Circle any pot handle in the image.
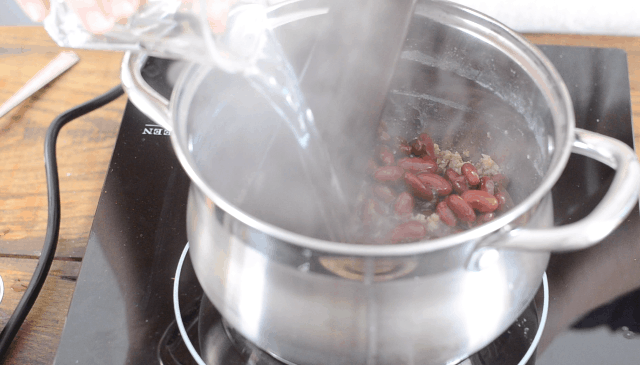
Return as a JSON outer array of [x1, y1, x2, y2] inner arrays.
[[120, 51, 173, 131], [482, 128, 640, 252]]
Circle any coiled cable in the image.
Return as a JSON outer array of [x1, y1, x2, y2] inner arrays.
[[0, 85, 124, 360]]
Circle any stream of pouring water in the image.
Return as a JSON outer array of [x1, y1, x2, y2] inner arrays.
[[44, 0, 401, 243], [241, 29, 352, 242]]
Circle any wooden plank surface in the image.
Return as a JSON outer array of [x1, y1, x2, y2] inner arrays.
[[0, 26, 125, 259], [0, 258, 81, 365], [0, 26, 639, 364]]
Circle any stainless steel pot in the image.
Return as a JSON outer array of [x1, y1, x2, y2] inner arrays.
[[121, 1, 640, 364]]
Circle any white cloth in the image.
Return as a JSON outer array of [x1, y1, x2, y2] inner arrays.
[[452, 0, 640, 36]]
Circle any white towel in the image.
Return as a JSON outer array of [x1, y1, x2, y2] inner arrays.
[[452, 0, 640, 36]]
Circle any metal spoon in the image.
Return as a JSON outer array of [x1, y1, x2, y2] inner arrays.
[[0, 51, 80, 119]]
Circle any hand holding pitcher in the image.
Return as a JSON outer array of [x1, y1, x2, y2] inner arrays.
[[21, 0, 266, 72], [16, 0, 237, 34]]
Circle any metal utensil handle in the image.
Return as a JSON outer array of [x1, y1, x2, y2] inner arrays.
[[486, 128, 640, 252], [0, 51, 79, 119], [120, 52, 173, 131]]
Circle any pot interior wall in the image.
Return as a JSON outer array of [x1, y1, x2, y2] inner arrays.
[[180, 0, 562, 239]]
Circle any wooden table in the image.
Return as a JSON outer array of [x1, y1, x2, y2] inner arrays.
[[0, 26, 639, 364]]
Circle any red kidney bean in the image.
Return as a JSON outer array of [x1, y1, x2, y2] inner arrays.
[[397, 157, 437, 174], [491, 173, 510, 188], [422, 155, 437, 163], [417, 173, 452, 197], [451, 176, 469, 194], [395, 136, 412, 155], [377, 145, 395, 166], [461, 163, 480, 186], [446, 195, 476, 222], [410, 139, 428, 157], [378, 122, 390, 143], [394, 192, 414, 217], [480, 176, 496, 195], [367, 128, 510, 242], [389, 221, 427, 244], [445, 168, 461, 181], [399, 143, 412, 155], [373, 166, 404, 182], [418, 133, 436, 159], [495, 188, 514, 212], [436, 201, 457, 227], [477, 212, 495, 224], [373, 184, 396, 204], [462, 190, 499, 213], [444, 168, 469, 194], [404, 172, 434, 200]]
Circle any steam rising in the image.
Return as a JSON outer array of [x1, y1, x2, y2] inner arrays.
[[185, 0, 552, 242]]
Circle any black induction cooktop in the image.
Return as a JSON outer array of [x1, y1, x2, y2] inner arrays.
[[53, 45, 640, 365]]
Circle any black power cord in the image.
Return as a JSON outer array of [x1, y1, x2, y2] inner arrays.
[[0, 85, 124, 360]]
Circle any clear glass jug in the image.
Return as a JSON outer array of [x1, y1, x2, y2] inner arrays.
[[43, 0, 329, 73]]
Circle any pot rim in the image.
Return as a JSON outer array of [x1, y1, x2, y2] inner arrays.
[[170, 0, 575, 257]]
